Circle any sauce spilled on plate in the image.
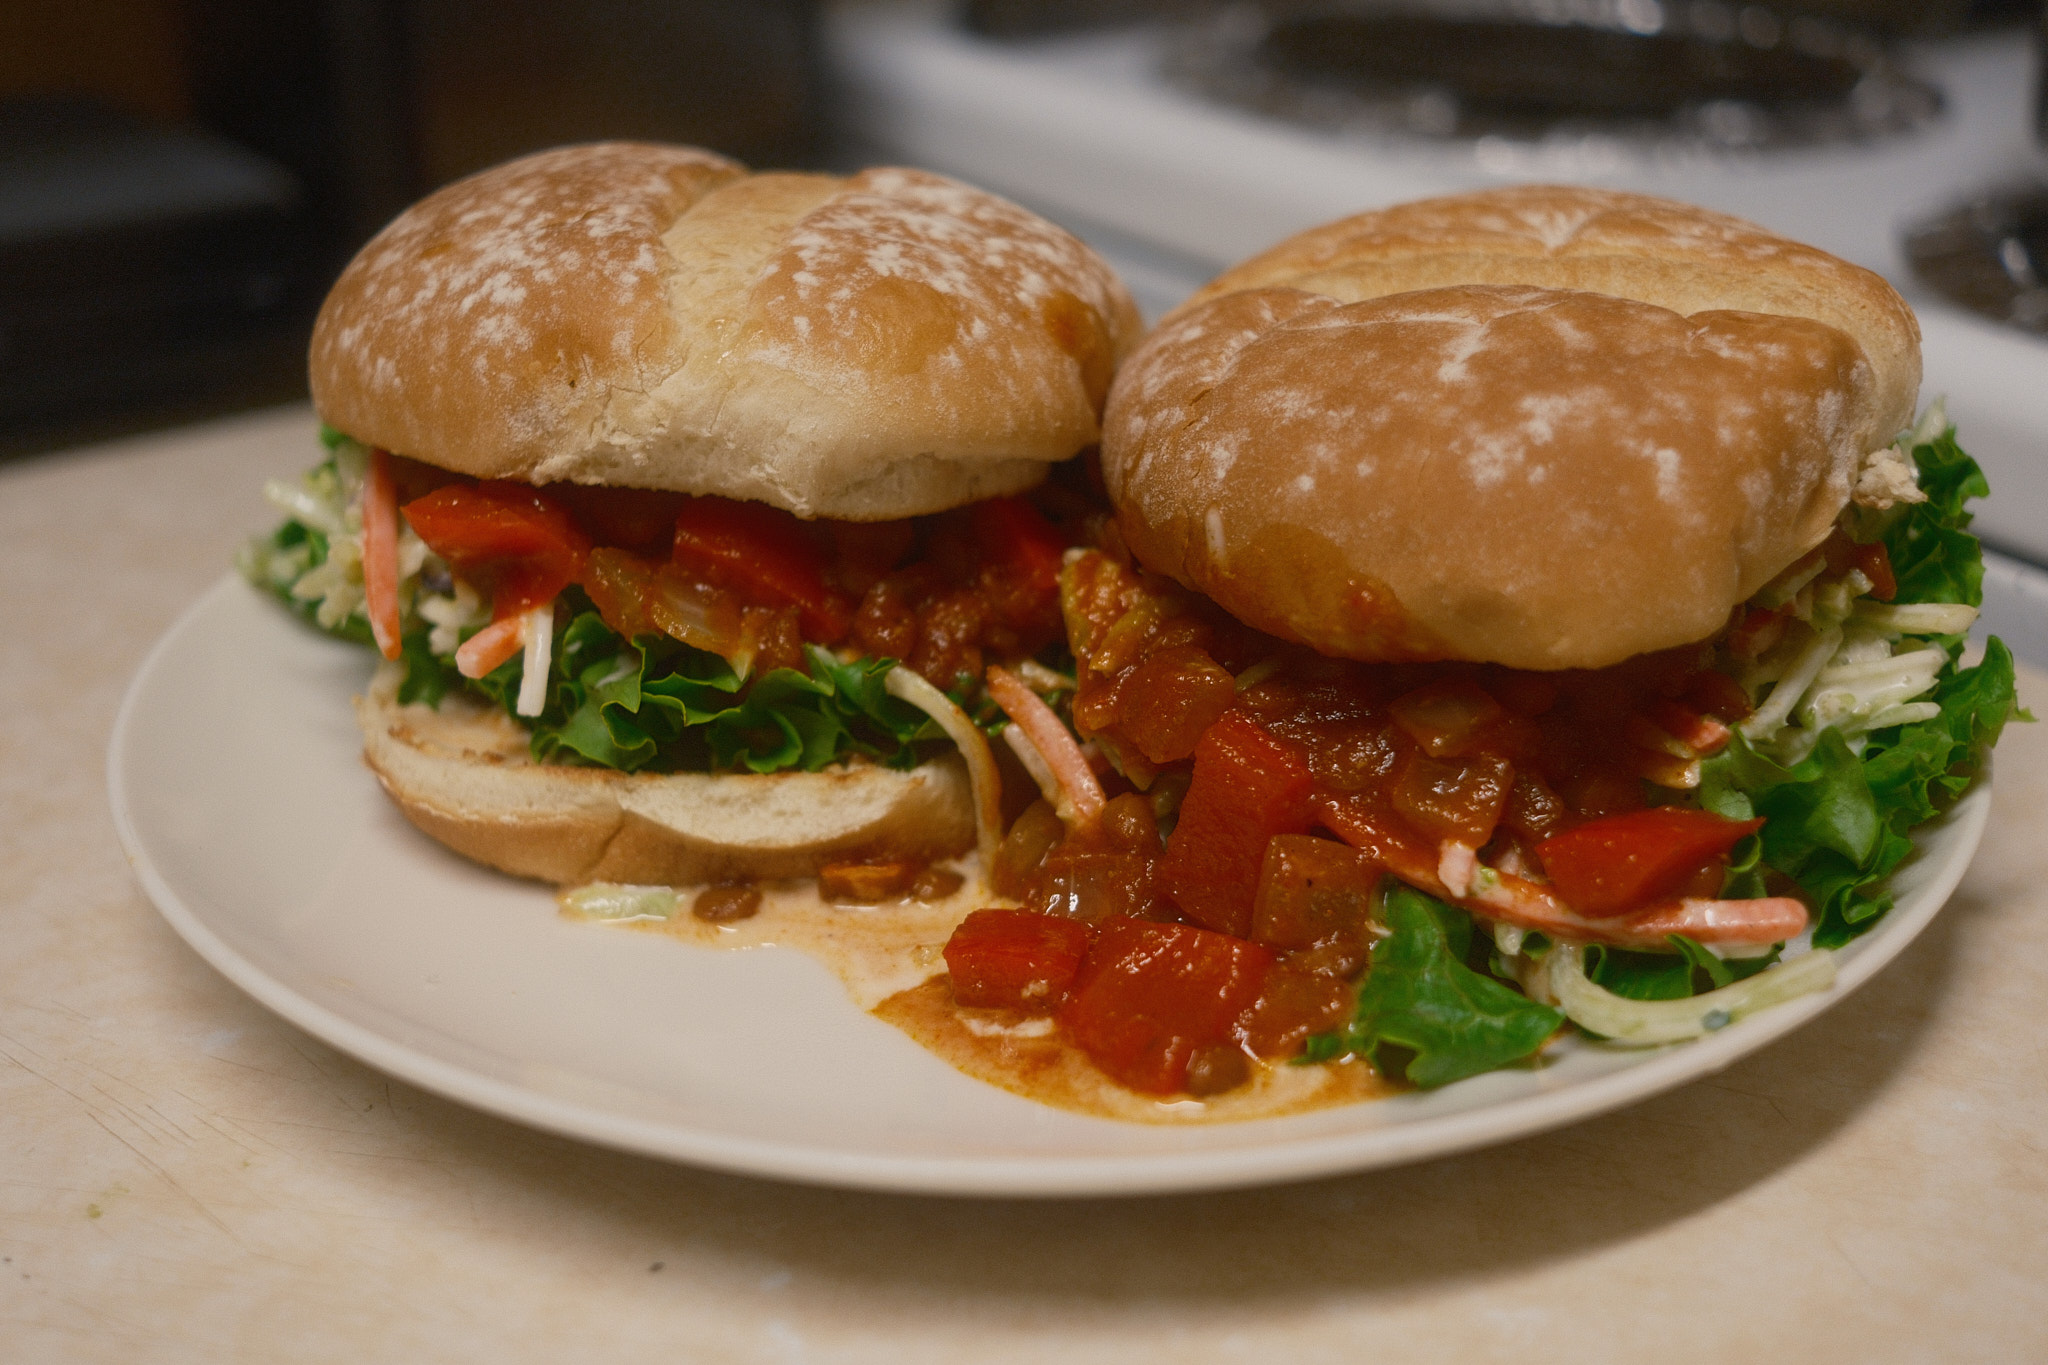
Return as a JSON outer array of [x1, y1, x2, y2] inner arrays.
[[560, 869, 1393, 1123]]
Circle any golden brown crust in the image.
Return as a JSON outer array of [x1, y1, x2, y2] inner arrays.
[[1184, 185, 1919, 441], [1106, 284, 1882, 670], [1106, 187, 1923, 670], [311, 144, 1142, 519], [354, 667, 974, 886]]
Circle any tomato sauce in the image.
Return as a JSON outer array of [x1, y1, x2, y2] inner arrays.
[[939, 547, 1764, 1101], [391, 452, 1097, 684]]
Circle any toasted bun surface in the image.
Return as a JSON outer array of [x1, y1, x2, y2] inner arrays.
[[1105, 187, 1921, 671], [311, 142, 1142, 520], [356, 666, 973, 886]]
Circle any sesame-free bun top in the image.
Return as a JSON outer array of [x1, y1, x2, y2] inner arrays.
[[1104, 186, 1921, 670], [310, 143, 1142, 520]]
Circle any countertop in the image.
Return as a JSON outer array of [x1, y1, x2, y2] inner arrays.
[[3, 405, 2044, 1364]]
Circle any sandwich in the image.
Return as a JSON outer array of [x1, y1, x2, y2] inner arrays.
[[937, 187, 2019, 1100], [241, 142, 1141, 893]]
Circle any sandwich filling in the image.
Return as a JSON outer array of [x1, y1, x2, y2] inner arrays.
[[243, 413, 2017, 1113], [923, 406, 2017, 1098], [242, 427, 1091, 821]]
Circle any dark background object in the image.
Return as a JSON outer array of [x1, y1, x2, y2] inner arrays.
[[1168, 0, 1942, 151], [1259, 11, 1865, 121], [961, 0, 1214, 37], [1905, 186, 2048, 333], [0, 0, 822, 458], [961, 0, 2043, 38]]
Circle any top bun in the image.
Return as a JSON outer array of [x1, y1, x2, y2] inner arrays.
[[1104, 187, 1921, 671], [311, 143, 1142, 520]]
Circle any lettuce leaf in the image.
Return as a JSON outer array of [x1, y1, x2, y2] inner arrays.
[[452, 591, 952, 775], [1697, 425, 2022, 948], [1881, 424, 1990, 609], [1702, 639, 2019, 947], [1304, 884, 1561, 1088], [1584, 936, 1781, 1001]]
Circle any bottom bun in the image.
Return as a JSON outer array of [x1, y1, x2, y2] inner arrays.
[[355, 664, 974, 886]]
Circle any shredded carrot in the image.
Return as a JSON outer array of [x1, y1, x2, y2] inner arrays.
[[986, 665, 1105, 831], [455, 614, 525, 679], [1323, 805, 1807, 950], [361, 448, 403, 660], [1622, 896, 1809, 946]]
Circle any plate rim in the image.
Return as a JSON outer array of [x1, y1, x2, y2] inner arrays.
[[107, 576, 1994, 1197]]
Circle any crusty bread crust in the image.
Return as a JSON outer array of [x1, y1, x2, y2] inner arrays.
[[310, 143, 1142, 520], [354, 665, 974, 886], [1183, 185, 1919, 437], [1104, 188, 1921, 671]]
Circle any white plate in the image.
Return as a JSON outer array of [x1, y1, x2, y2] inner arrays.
[[108, 578, 1991, 1197]]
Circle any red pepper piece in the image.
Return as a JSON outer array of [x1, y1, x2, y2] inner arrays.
[[402, 480, 591, 620], [1061, 919, 1272, 1093], [1537, 807, 1766, 917], [671, 496, 851, 643], [970, 495, 1068, 596], [1160, 711, 1316, 936], [945, 910, 1095, 1011]]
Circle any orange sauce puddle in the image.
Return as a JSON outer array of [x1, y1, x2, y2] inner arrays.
[[563, 864, 1397, 1123]]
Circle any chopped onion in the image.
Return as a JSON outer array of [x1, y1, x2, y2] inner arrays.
[[1548, 942, 1837, 1046], [1003, 725, 1063, 810], [1852, 601, 1980, 636], [1742, 624, 1842, 740]]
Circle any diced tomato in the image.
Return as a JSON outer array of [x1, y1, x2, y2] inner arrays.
[[945, 909, 1094, 1011], [1114, 643, 1238, 764], [1501, 772, 1569, 843], [1160, 712, 1316, 936], [402, 481, 590, 619], [1060, 919, 1272, 1093], [1314, 794, 1442, 893], [1537, 807, 1766, 917], [1389, 678, 1505, 757], [1023, 847, 1164, 923], [1250, 834, 1379, 951], [1390, 749, 1512, 847], [1239, 965, 1355, 1060], [970, 496, 1068, 596], [671, 496, 851, 642]]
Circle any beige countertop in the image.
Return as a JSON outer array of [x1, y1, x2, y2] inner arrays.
[[3, 405, 2045, 1364]]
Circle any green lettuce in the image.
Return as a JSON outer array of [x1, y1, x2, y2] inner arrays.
[[1701, 640, 2020, 946], [1585, 936, 1780, 1001], [1303, 884, 1561, 1088], [438, 591, 956, 775], [1696, 424, 2022, 947]]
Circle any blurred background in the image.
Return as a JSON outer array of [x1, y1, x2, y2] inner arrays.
[[4, 0, 2045, 548]]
